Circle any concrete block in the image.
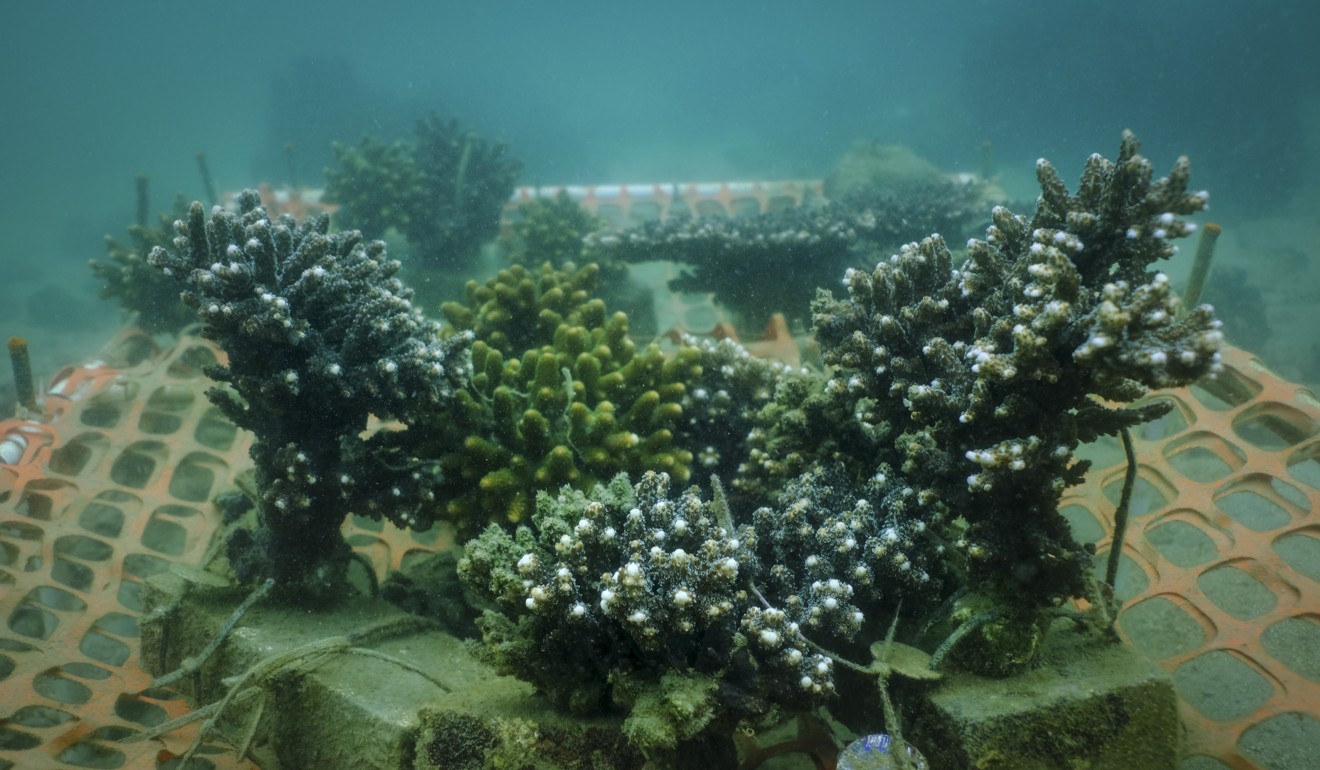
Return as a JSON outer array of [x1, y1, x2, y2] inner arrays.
[[139, 572, 643, 770], [911, 622, 1180, 770]]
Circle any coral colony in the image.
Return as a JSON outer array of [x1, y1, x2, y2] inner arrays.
[[149, 190, 472, 595], [431, 262, 703, 537], [457, 132, 1222, 747], [583, 146, 985, 333], [144, 133, 1221, 756], [325, 112, 522, 271]]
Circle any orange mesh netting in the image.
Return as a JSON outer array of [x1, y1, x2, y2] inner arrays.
[[0, 328, 439, 770], [1064, 345, 1320, 769]]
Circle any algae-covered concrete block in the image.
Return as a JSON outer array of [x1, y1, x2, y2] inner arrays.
[[139, 572, 643, 770], [911, 623, 1180, 770]]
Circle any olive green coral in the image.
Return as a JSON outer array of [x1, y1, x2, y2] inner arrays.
[[434, 263, 701, 534]]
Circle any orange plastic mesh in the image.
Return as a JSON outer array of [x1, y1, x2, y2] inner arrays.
[[0, 328, 438, 770], [3, 324, 1317, 769], [1064, 345, 1320, 769]]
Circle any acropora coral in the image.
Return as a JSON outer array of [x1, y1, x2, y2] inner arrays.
[[448, 133, 1224, 761], [584, 204, 860, 332], [806, 130, 1221, 631], [582, 157, 989, 335], [671, 334, 794, 498], [459, 472, 835, 760], [325, 112, 522, 270], [825, 140, 989, 251], [432, 262, 702, 536], [149, 190, 472, 594], [322, 135, 413, 240]]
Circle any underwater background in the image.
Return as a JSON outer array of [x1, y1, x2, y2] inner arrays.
[[2, 0, 1318, 390], [2, 4, 1320, 769]]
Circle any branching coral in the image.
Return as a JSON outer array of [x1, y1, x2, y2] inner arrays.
[[841, 176, 988, 252], [325, 112, 522, 270], [808, 131, 1222, 624], [753, 465, 956, 644], [459, 472, 835, 757], [584, 205, 861, 332], [148, 190, 472, 595], [502, 190, 605, 269], [432, 263, 701, 536], [672, 335, 793, 498], [323, 136, 414, 240], [825, 141, 989, 250]]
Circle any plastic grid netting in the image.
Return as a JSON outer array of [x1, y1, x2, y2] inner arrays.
[[0, 329, 437, 770], [1066, 345, 1320, 770], [5, 329, 1317, 769]]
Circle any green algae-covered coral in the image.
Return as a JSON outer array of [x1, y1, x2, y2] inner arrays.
[[434, 263, 701, 534], [459, 472, 834, 763], [148, 190, 472, 595], [807, 131, 1222, 627]]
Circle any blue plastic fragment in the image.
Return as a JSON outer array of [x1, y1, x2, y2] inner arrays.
[[836, 733, 929, 770]]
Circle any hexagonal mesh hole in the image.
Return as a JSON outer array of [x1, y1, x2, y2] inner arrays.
[[1273, 528, 1320, 583], [141, 513, 188, 556], [1174, 650, 1275, 722], [1216, 486, 1292, 531], [1197, 562, 1278, 621], [1238, 711, 1320, 770], [1093, 550, 1150, 601], [77, 491, 140, 539], [1133, 395, 1192, 441], [1261, 615, 1320, 683], [32, 670, 92, 705], [145, 384, 196, 413], [1232, 402, 1317, 450], [1188, 365, 1262, 411], [165, 344, 218, 378], [168, 452, 227, 503], [1120, 595, 1209, 660], [194, 407, 237, 451], [1102, 466, 1175, 517], [1145, 514, 1220, 567], [109, 441, 169, 489], [1287, 442, 1320, 492], [1061, 503, 1105, 545], [48, 431, 110, 477], [137, 410, 183, 435], [1162, 431, 1247, 483]]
